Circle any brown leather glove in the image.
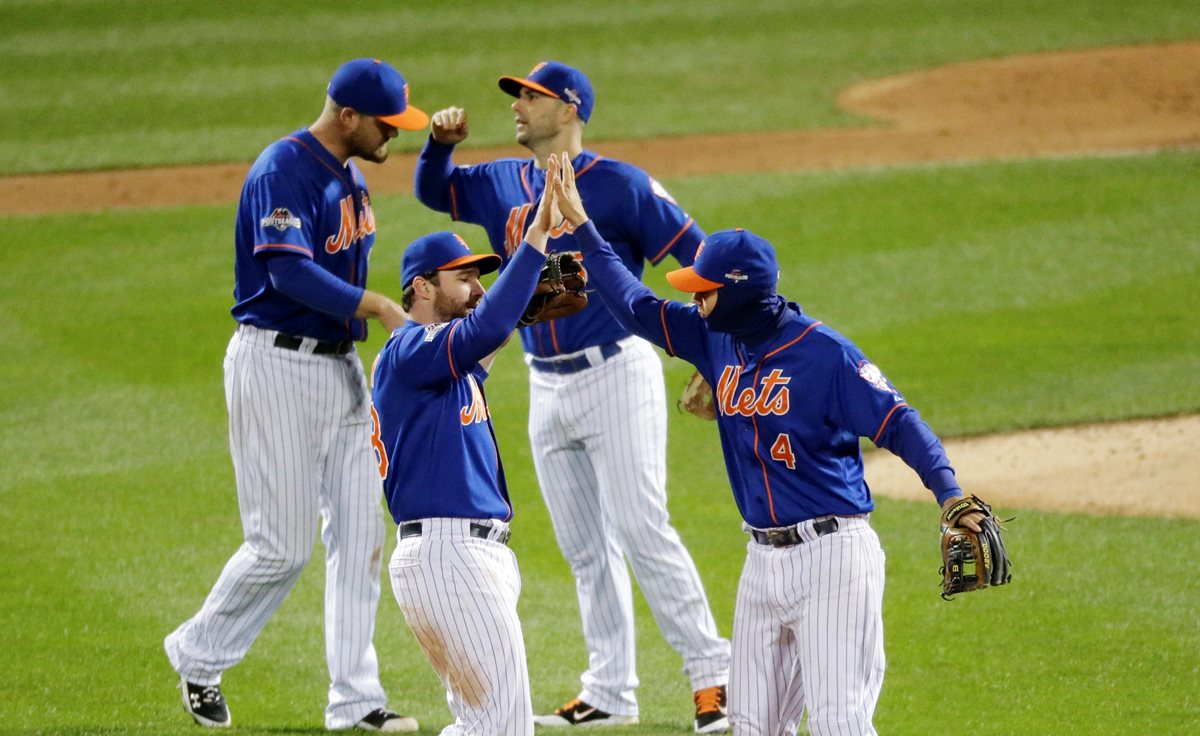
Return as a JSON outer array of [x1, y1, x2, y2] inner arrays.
[[520, 252, 588, 326], [677, 369, 717, 420]]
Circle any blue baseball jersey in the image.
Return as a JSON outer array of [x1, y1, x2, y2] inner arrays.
[[371, 243, 546, 524], [415, 140, 703, 356], [231, 128, 376, 342], [572, 223, 961, 528]]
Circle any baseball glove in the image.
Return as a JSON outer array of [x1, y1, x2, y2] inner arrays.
[[520, 252, 588, 326], [940, 494, 1012, 600], [677, 369, 717, 420]]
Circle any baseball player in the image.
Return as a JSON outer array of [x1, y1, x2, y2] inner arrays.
[[164, 59, 427, 732], [413, 60, 732, 732], [371, 156, 564, 736], [545, 157, 986, 735]]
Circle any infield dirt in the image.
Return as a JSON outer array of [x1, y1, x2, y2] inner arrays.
[[6, 42, 1197, 518]]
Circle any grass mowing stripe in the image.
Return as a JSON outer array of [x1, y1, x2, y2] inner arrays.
[[3, 0, 1200, 172]]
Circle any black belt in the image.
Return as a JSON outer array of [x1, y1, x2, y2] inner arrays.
[[399, 521, 511, 546], [751, 517, 839, 547], [528, 342, 622, 374], [273, 333, 354, 355]]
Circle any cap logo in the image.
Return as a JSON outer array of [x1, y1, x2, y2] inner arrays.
[[403, 83, 410, 107], [563, 87, 582, 105], [530, 62, 548, 74], [725, 269, 749, 282], [453, 233, 469, 251], [261, 207, 302, 232]]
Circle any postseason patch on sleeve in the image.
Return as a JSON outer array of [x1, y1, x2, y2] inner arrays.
[[424, 323, 450, 342], [260, 207, 302, 231], [857, 361, 900, 397]]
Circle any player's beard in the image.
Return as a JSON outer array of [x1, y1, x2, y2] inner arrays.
[[433, 291, 481, 322], [355, 140, 389, 163]]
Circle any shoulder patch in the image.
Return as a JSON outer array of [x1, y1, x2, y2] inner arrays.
[[857, 361, 900, 396], [261, 207, 302, 232], [423, 323, 450, 342], [648, 177, 677, 205]]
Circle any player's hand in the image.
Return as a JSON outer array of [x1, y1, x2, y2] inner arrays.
[[524, 153, 562, 253], [430, 107, 469, 145], [552, 151, 589, 228]]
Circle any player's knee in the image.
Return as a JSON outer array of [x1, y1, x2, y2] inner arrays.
[[246, 542, 312, 580]]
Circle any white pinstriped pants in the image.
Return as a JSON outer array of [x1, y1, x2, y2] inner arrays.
[[729, 517, 886, 736], [527, 337, 731, 716], [165, 324, 388, 729], [389, 518, 532, 736]]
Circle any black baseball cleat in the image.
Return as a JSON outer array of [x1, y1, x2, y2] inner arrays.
[[356, 708, 419, 732], [533, 698, 638, 727], [693, 685, 729, 733], [180, 679, 231, 728]]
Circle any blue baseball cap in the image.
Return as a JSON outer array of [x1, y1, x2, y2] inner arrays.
[[401, 232, 502, 288], [499, 60, 594, 123], [665, 228, 780, 292], [328, 58, 429, 130]]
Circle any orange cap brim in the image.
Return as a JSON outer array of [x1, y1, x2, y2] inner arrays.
[[439, 253, 502, 276], [379, 105, 429, 131], [498, 75, 561, 100], [665, 266, 724, 292]]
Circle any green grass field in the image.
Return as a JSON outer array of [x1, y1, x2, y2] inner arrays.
[[2, 1, 1199, 734]]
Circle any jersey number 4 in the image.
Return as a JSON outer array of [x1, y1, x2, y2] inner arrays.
[[770, 433, 796, 470]]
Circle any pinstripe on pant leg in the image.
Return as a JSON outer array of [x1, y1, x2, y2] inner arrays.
[[320, 353, 388, 728], [166, 332, 322, 683], [583, 341, 730, 690], [389, 522, 531, 736], [528, 338, 730, 713], [729, 542, 795, 736], [792, 525, 885, 736], [528, 372, 638, 715]]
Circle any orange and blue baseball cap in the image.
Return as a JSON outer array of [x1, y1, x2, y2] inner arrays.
[[499, 61, 594, 123], [328, 58, 429, 131], [665, 228, 780, 292], [401, 232, 502, 288]]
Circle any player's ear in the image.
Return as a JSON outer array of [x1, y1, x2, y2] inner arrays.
[[337, 105, 361, 129]]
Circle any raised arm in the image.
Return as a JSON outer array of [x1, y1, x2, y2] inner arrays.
[[551, 153, 708, 361], [413, 107, 470, 212]]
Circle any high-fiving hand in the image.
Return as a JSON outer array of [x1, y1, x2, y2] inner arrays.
[[547, 151, 590, 229], [523, 154, 562, 253]]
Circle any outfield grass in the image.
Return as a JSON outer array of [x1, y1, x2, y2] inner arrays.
[[2, 0, 1200, 173], [2, 153, 1198, 734]]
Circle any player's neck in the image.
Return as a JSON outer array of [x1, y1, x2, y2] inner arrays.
[[528, 135, 583, 169], [308, 116, 351, 165]]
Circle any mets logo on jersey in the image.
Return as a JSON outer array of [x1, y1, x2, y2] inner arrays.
[[325, 192, 377, 254], [858, 361, 901, 397], [460, 375, 489, 425], [716, 366, 791, 417], [261, 207, 302, 232], [504, 203, 576, 255]]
